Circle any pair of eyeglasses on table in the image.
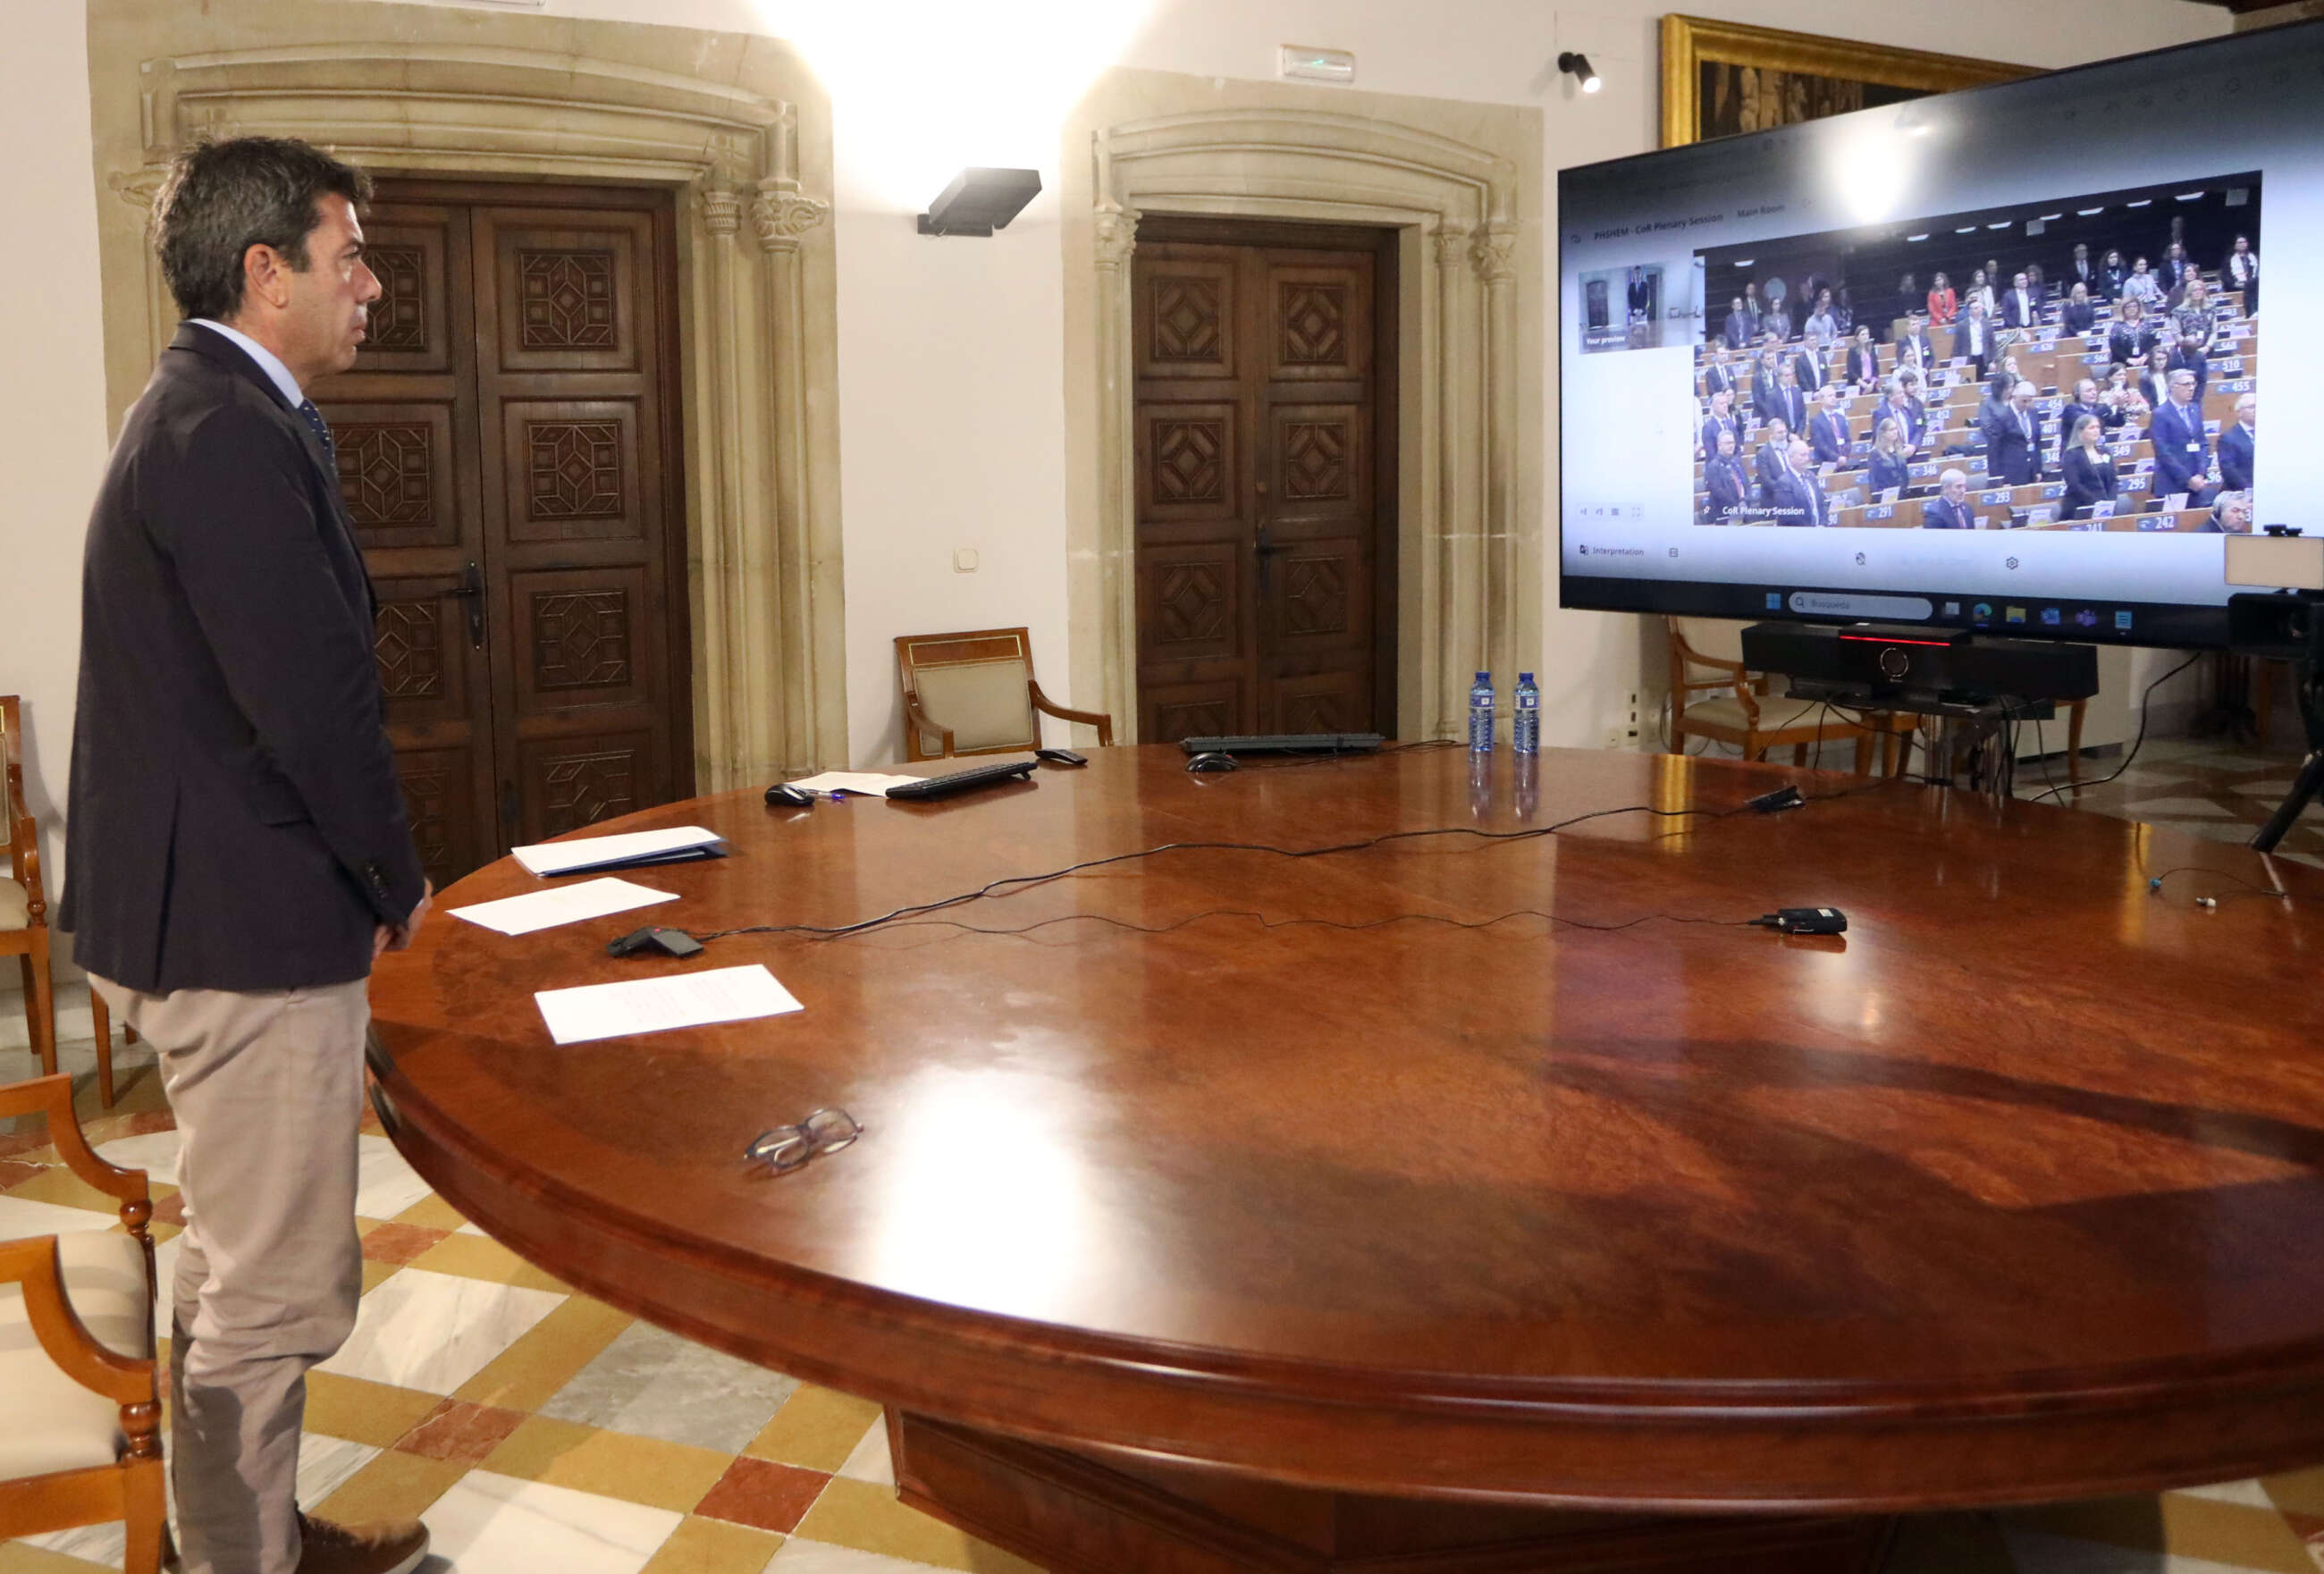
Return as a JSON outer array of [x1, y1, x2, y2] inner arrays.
[[744, 1107, 863, 1174]]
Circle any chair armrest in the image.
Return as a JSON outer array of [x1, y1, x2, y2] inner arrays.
[[899, 692, 956, 760], [12, 816, 41, 916], [0, 1075, 151, 1240], [1028, 682, 1114, 747], [0, 1236, 154, 1406]]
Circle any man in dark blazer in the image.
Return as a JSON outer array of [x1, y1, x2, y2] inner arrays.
[[1982, 380, 2043, 486], [1954, 300, 1994, 385], [1807, 387, 1850, 467], [1894, 314, 1937, 378], [1789, 332, 1829, 399], [1872, 375, 1926, 455], [1755, 417, 1794, 498], [62, 138, 432, 1574], [2219, 392, 2255, 492], [2001, 271, 2039, 331], [1699, 387, 1740, 461], [1702, 347, 1737, 399], [2069, 242, 2096, 294], [1703, 430, 1751, 522], [1765, 437, 1827, 525], [1921, 469, 1978, 528], [1766, 365, 1809, 437], [2150, 368, 2215, 506], [2057, 378, 2118, 449], [1722, 297, 1753, 349]]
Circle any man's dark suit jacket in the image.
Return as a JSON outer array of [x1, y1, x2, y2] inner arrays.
[[1700, 413, 1739, 459], [1704, 457, 1749, 522], [62, 324, 425, 993], [1703, 363, 1735, 398], [2001, 290, 2039, 330], [1922, 495, 1976, 529], [1764, 465, 1823, 526], [1755, 440, 1789, 497], [2151, 400, 2210, 498], [1807, 410, 1848, 466], [1983, 405, 2042, 486], [2219, 422, 2254, 492]]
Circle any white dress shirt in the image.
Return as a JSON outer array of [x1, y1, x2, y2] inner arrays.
[[190, 317, 305, 408]]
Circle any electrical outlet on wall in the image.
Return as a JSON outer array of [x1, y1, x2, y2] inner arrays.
[[1602, 725, 1628, 751]]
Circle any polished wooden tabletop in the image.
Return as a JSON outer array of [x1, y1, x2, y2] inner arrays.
[[366, 745, 2324, 1511]]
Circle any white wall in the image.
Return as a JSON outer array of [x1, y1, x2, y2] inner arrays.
[[0, 5, 110, 963], [4, 0, 2234, 867], [567, 0, 2225, 757]]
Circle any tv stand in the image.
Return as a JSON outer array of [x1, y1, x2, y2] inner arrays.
[[1783, 679, 2050, 792], [2252, 654, 2324, 853]]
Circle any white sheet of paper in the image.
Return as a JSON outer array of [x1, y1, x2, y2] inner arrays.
[[512, 826, 723, 877], [535, 964, 803, 1046], [450, 877, 678, 937], [783, 770, 925, 798]]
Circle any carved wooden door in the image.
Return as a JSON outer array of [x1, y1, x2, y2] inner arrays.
[[316, 181, 690, 886], [1131, 224, 1395, 742]]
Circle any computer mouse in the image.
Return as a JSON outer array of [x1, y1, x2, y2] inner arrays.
[[1184, 752, 1240, 774], [764, 782, 815, 808]]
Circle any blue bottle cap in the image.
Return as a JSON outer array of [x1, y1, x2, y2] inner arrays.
[[1475, 671, 1490, 683], [1519, 671, 1535, 682]]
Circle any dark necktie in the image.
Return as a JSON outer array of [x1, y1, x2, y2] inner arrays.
[[296, 399, 337, 466]]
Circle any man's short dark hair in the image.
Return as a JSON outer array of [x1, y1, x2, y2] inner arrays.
[[153, 137, 373, 323]]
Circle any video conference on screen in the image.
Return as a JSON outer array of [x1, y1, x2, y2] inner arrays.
[[1652, 173, 2260, 536]]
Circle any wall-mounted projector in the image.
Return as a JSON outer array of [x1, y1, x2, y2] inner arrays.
[[918, 168, 1043, 237]]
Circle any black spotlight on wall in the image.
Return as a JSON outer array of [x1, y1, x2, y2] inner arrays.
[[918, 168, 1044, 236], [1558, 51, 1602, 94]]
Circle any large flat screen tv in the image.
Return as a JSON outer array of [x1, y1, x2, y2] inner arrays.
[[1556, 21, 2315, 648]]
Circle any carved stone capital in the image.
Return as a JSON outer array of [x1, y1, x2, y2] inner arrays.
[[696, 181, 743, 238], [752, 184, 829, 254], [1433, 224, 1471, 272], [1093, 206, 1138, 270], [1469, 222, 1517, 283], [110, 167, 166, 215]]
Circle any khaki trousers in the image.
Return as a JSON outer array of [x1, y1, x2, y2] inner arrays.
[[89, 974, 369, 1574]]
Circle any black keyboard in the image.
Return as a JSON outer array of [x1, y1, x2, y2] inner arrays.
[[885, 758, 1040, 801], [1176, 733, 1385, 755]]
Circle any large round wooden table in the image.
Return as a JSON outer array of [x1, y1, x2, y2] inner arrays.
[[366, 745, 2324, 1572]]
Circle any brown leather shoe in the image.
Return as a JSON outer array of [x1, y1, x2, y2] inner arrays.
[[295, 1512, 429, 1574]]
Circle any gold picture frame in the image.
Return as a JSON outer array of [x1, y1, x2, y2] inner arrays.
[[1661, 15, 2034, 149]]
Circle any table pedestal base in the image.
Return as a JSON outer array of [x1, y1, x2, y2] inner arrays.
[[888, 1411, 1894, 1573]]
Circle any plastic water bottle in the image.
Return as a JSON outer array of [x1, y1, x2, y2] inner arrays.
[[1468, 671, 1495, 753], [1512, 671, 1540, 755]]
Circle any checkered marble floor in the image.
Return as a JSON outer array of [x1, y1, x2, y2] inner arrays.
[[0, 1023, 1041, 1574], [2017, 733, 2324, 869], [12, 724, 2324, 1574]]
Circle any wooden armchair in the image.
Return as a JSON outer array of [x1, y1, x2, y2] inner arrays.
[[3, 696, 114, 1107], [1664, 618, 1915, 773], [896, 627, 1114, 762], [0, 1073, 166, 1572]]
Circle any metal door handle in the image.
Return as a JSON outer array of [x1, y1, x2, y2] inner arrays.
[[455, 561, 485, 649]]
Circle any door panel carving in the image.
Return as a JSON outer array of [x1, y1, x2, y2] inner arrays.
[[330, 400, 459, 550], [503, 399, 644, 543], [1134, 258, 1236, 381], [1133, 230, 1392, 740]]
